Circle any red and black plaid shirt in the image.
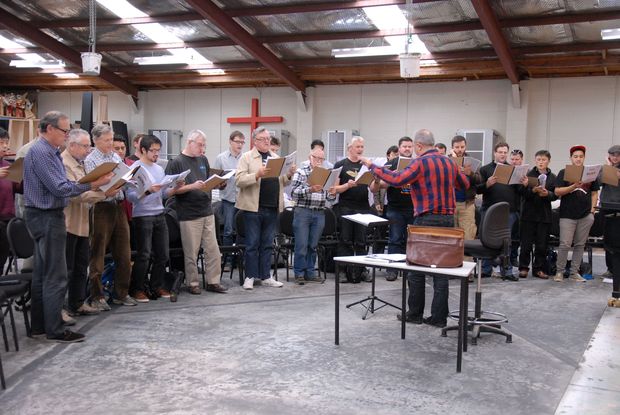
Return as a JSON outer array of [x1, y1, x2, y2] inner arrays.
[[370, 148, 469, 217]]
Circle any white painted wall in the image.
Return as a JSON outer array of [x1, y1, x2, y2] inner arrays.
[[36, 76, 620, 171]]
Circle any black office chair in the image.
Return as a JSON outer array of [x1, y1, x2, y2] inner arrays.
[[442, 202, 512, 344], [164, 208, 206, 288], [0, 274, 32, 351], [274, 208, 295, 282], [214, 213, 245, 283], [317, 208, 339, 280], [6, 217, 34, 274], [234, 210, 248, 286]]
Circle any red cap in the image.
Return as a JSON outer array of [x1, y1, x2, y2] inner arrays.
[[569, 145, 586, 155]]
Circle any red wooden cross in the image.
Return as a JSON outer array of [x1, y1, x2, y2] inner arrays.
[[227, 98, 284, 147]]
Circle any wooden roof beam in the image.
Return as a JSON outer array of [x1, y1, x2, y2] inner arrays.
[[471, 0, 519, 84], [186, 0, 306, 93], [0, 7, 139, 100]]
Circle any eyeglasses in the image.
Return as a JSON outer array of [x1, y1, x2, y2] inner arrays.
[[232, 140, 245, 145], [147, 148, 161, 154], [511, 149, 523, 156], [254, 137, 269, 142], [190, 140, 206, 148], [310, 155, 325, 161], [76, 143, 91, 149], [54, 126, 70, 135]]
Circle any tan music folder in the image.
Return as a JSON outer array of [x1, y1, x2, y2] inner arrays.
[[601, 165, 619, 186], [79, 162, 118, 184], [563, 164, 584, 183], [263, 157, 285, 178], [527, 176, 539, 188], [355, 171, 374, 185], [397, 157, 412, 171], [308, 166, 330, 187], [4, 157, 24, 183], [493, 164, 514, 185]]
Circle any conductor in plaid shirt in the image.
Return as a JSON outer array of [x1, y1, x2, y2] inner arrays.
[[290, 147, 336, 285]]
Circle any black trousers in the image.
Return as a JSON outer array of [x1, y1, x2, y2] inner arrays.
[[0, 219, 9, 274], [603, 214, 620, 298], [335, 205, 370, 280], [66, 232, 89, 312], [519, 220, 550, 274]]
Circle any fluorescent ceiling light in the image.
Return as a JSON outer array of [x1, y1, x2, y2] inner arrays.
[[332, 6, 429, 58], [602, 28, 620, 40], [197, 69, 226, 75], [97, 0, 212, 65], [54, 72, 79, 78], [10, 59, 65, 69], [134, 55, 193, 65]]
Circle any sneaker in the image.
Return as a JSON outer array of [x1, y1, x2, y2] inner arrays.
[[189, 285, 202, 295], [261, 277, 283, 287], [133, 291, 150, 303], [304, 276, 324, 284], [569, 273, 587, 282], [47, 330, 85, 343], [385, 271, 398, 282], [61, 309, 76, 326], [91, 297, 111, 312], [243, 277, 255, 290], [156, 288, 172, 298], [112, 295, 138, 306], [534, 270, 549, 280], [73, 303, 100, 316], [294, 276, 305, 285], [553, 272, 564, 282], [501, 273, 519, 282], [601, 270, 613, 279]]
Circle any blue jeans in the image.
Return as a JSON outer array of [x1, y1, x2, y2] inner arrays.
[[24, 207, 68, 338], [407, 214, 454, 323], [130, 214, 169, 294], [243, 207, 278, 280], [480, 208, 518, 276], [221, 200, 238, 248], [386, 207, 414, 255], [293, 207, 325, 278]]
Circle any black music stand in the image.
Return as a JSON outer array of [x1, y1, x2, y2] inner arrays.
[[341, 214, 399, 319]]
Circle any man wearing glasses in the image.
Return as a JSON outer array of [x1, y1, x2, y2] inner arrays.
[[166, 130, 228, 295], [61, 129, 103, 322], [24, 112, 111, 342], [85, 124, 137, 309], [214, 131, 245, 270]]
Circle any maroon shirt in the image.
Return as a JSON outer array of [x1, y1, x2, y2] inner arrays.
[[0, 158, 17, 220]]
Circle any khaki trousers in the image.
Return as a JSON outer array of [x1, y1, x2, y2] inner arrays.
[[455, 201, 477, 240], [179, 215, 221, 286]]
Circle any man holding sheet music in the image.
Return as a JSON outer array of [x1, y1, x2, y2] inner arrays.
[[363, 129, 469, 328], [24, 112, 112, 342], [126, 135, 182, 301], [290, 148, 336, 284], [369, 136, 414, 282], [331, 136, 373, 284], [553, 145, 599, 282], [450, 135, 480, 241], [166, 130, 228, 295], [476, 142, 522, 281], [84, 124, 137, 309], [236, 126, 295, 290]]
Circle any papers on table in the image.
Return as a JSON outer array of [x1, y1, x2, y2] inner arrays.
[[366, 253, 407, 262], [601, 165, 619, 186], [99, 163, 141, 192], [342, 213, 388, 226], [397, 156, 412, 171], [307, 166, 342, 191], [78, 161, 118, 184], [564, 164, 601, 184], [264, 151, 296, 178], [202, 169, 236, 192], [3, 157, 24, 183], [493, 163, 530, 185], [354, 165, 374, 185]]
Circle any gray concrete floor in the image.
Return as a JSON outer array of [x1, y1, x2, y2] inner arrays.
[[0, 257, 618, 415]]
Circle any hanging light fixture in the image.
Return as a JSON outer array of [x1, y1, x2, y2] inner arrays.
[[81, 0, 102, 75], [399, 0, 421, 78]]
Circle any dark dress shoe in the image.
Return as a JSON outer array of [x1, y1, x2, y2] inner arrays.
[[397, 313, 423, 324], [502, 274, 519, 282], [423, 317, 447, 328], [189, 286, 202, 295], [206, 284, 228, 293]]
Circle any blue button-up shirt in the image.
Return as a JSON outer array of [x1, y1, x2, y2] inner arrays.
[[213, 150, 241, 203], [24, 137, 91, 210]]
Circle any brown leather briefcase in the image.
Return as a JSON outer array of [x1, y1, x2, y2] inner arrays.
[[406, 225, 464, 268]]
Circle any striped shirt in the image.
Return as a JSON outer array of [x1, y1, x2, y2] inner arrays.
[[370, 148, 469, 217], [290, 163, 334, 209], [24, 137, 91, 210]]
